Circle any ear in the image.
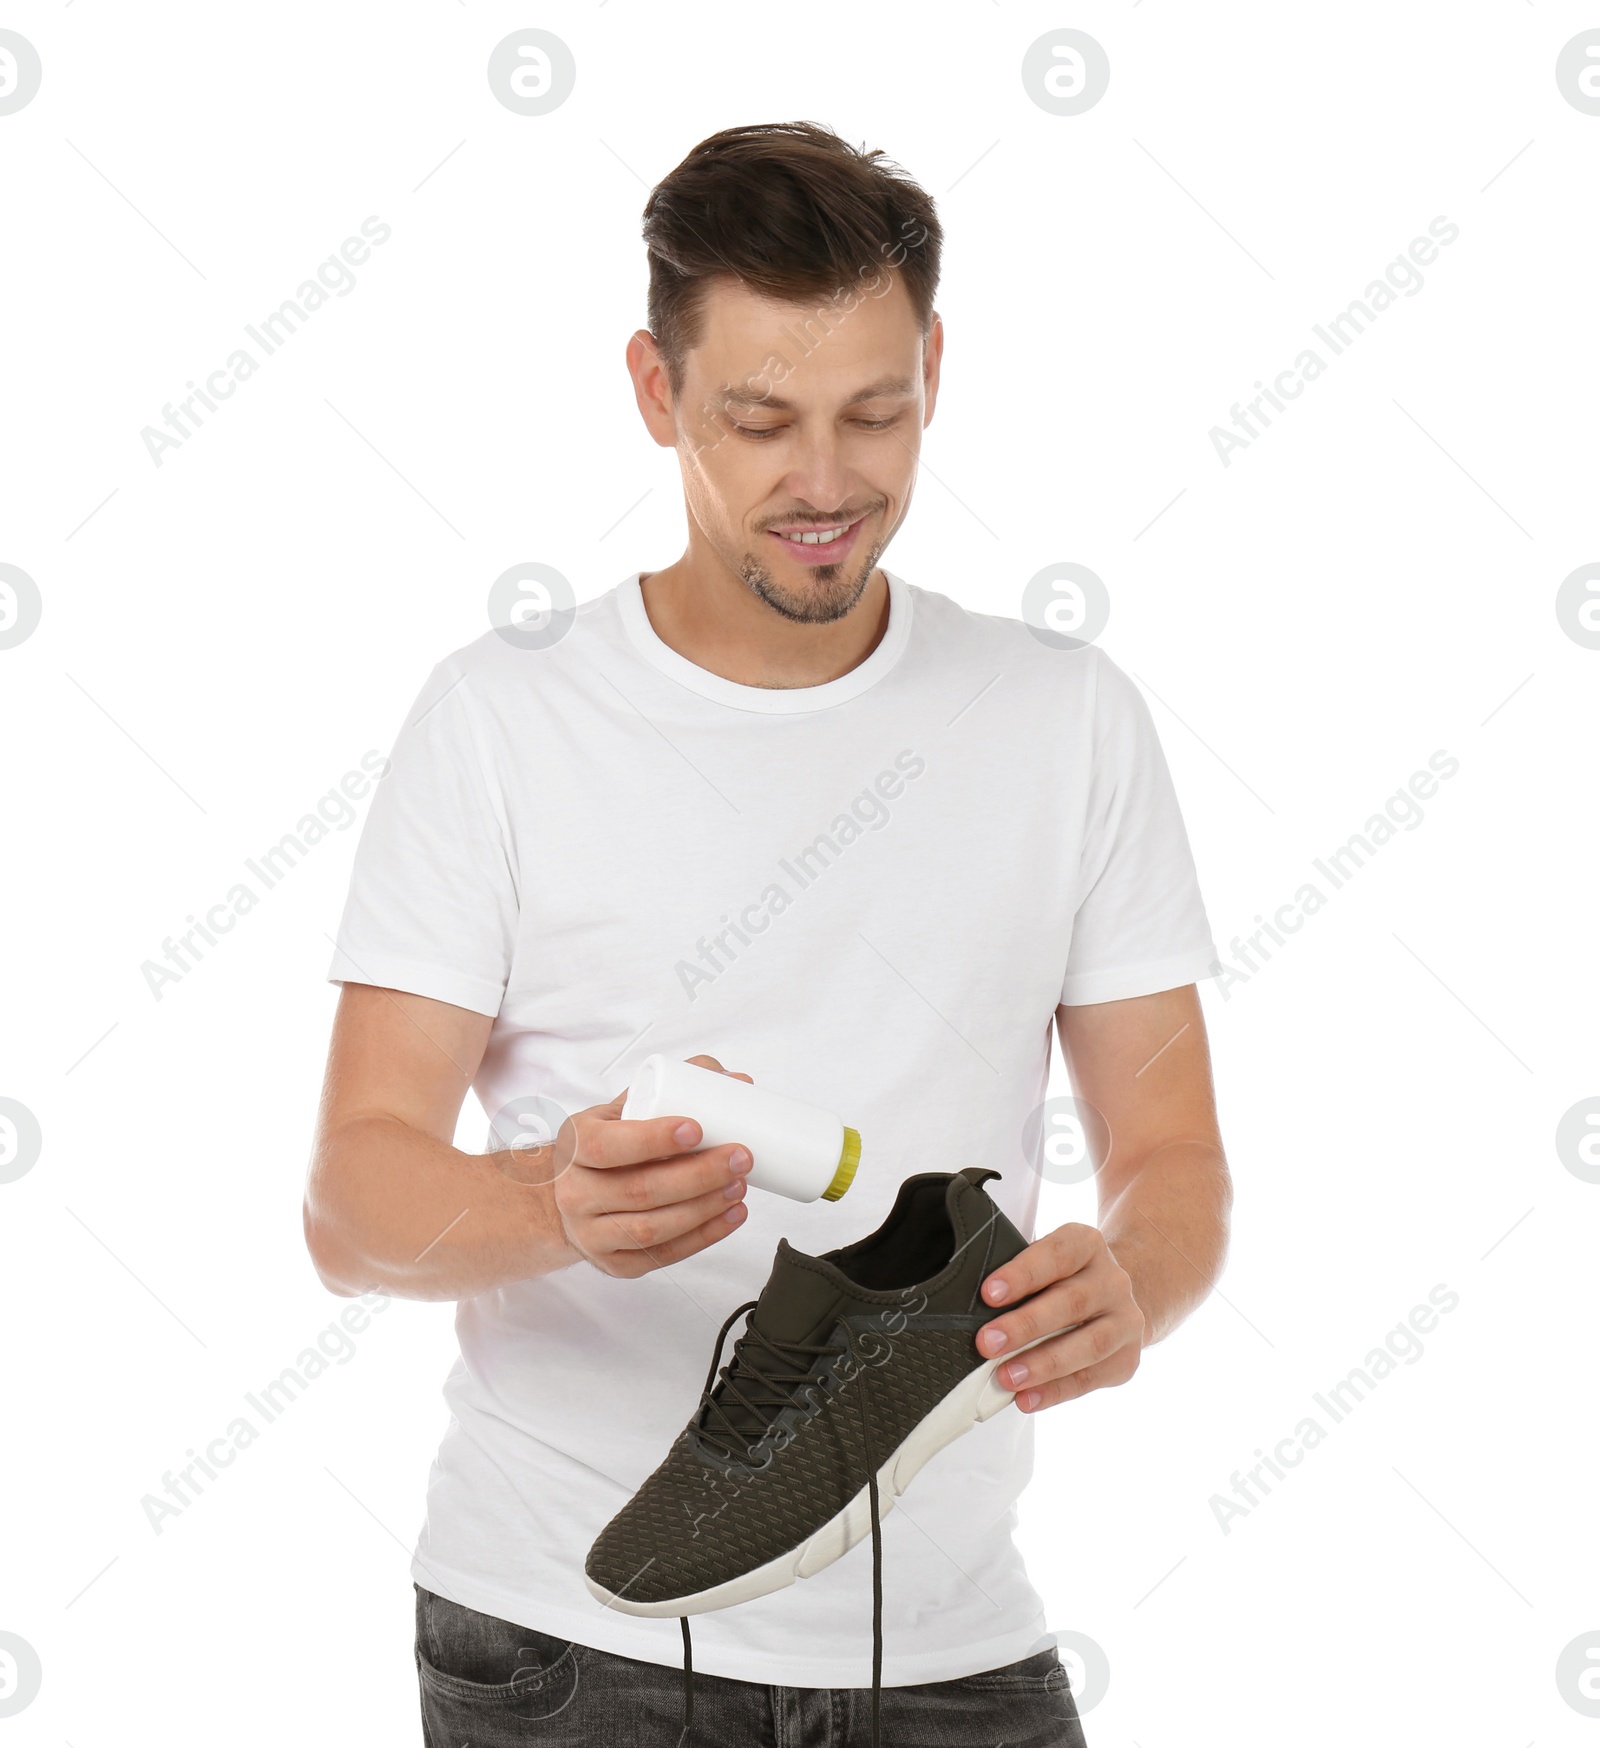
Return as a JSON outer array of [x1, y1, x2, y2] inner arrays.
[[626, 328, 678, 450], [921, 311, 944, 425]]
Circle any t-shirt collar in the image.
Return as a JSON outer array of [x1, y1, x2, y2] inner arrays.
[[616, 569, 913, 714]]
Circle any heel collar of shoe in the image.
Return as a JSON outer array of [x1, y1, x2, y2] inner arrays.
[[947, 1166, 1004, 1246]]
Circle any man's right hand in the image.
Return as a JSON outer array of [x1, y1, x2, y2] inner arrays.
[[537, 1056, 755, 1278], [306, 985, 756, 1300]]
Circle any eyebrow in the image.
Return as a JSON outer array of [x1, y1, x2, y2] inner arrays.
[[715, 374, 917, 412]]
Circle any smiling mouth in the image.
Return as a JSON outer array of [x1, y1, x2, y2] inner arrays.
[[765, 513, 869, 553], [769, 519, 858, 546]]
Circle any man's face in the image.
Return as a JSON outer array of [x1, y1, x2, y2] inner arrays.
[[655, 272, 940, 625]]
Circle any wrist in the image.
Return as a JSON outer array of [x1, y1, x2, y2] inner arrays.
[[485, 1148, 582, 1274], [1104, 1231, 1155, 1348], [524, 1171, 583, 1274]]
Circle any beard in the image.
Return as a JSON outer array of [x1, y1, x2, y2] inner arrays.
[[736, 525, 886, 626]]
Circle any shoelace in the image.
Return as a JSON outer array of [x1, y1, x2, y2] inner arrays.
[[677, 1301, 885, 1748]]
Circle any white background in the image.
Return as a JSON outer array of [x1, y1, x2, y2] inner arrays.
[[2, 2, 1597, 1742]]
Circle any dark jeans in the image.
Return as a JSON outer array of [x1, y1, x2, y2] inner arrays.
[[415, 1585, 1088, 1747]]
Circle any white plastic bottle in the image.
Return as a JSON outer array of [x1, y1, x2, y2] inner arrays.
[[621, 1055, 861, 1203]]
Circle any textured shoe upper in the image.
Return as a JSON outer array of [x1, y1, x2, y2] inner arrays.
[[585, 1168, 1030, 1605]]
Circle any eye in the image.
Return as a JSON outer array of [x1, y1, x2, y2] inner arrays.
[[731, 415, 902, 438]]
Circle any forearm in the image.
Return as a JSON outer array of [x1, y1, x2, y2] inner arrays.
[[1099, 1139, 1231, 1347], [305, 1114, 580, 1302]]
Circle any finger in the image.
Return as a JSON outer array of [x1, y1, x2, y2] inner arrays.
[[588, 1184, 750, 1268], [575, 1109, 709, 1170], [506, 1112, 690, 1186], [978, 1225, 1098, 1316], [599, 1200, 750, 1277], [994, 1320, 1124, 1393], [684, 1055, 755, 1086], [569, 1141, 752, 1216], [581, 1063, 761, 1169], [1009, 1346, 1140, 1413], [975, 1274, 1093, 1361], [591, 1061, 721, 1149]]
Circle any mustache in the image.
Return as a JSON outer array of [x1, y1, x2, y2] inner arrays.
[[762, 509, 878, 532]]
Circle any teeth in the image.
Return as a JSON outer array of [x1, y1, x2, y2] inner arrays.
[[780, 523, 850, 545]]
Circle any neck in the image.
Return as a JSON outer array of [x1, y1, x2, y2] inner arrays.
[[638, 554, 890, 691]]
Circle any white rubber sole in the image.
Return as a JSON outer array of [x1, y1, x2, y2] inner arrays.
[[587, 1328, 1056, 1618]]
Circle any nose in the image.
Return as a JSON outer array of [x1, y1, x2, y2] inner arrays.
[[781, 429, 856, 514]]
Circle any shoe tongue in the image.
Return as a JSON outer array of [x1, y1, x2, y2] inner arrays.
[[749, 1238, 847, 1346], [699, 1241, 846, 1445]]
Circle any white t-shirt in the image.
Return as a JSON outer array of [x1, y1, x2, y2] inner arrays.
[[327, 569, 1218, 1688]]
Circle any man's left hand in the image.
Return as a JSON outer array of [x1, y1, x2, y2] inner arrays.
[[976, 1223, 1147, 1412]]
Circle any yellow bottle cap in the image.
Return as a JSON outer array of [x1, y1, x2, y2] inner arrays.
[[821, 1128, 861, 1201]]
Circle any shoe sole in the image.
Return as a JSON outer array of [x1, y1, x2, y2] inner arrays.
[[586, 1328, 1058, 1618]]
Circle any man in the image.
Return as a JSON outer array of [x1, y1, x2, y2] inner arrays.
[[305, 120, 1230, 1746]]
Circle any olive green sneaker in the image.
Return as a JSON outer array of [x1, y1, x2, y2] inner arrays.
[[584, 1167, 1052, 1745]]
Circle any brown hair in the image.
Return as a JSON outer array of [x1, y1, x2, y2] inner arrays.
[[642, 121, 943, 399]]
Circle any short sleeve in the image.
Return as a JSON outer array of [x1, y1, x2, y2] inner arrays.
[[326, 662, 518, 1018], [1058, 650, 1219, 1006]]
